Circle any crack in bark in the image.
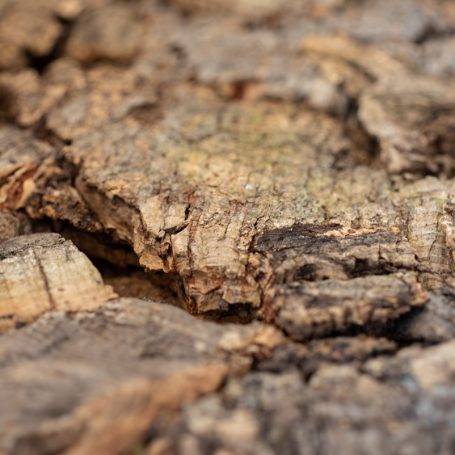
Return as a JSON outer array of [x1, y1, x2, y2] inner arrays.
[[33, 249, 57, 311]]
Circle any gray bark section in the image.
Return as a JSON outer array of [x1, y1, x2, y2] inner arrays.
[[0, 297, 279, 454]]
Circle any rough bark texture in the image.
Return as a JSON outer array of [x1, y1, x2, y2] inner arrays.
[[0, 233, 116, 332], [150, 340, 455, 455], [0, 0, 455, 453], [0, 297, 281, 454]]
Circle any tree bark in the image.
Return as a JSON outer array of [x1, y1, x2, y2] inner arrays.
[[1, 0, 455, 453]]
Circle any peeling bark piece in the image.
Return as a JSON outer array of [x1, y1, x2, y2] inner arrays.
[[57, 100, 358, 313], [253, 227, 418, 282], [272, 273, 426, 340], [0, 69, 67, 127], [0, 233, 116, 332], [173, 22, 355, 113], [0, 0, 62, 69], [0, 126, 55, 210], [394, 286, 455, 342], [253, 225, 427, 338], [27, 93, 454, 326], [0, 58, 89, 128], [300, 36, 455, 176], [0, 122, 101, 233], [0, 298, 281, 454], [46, 64, 158, 140], [359, 76, 455, 176], [153, 340, 455, 455], [1, 57, 158, 134], [0, 0, 104, 69], [66, 4, 145, 63]]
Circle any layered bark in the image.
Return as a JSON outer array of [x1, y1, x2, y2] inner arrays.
[[0, 233, 116, 332], [1, 0, 455, 453], [152, 340, 455, 455], [0, 297, 280, 453]]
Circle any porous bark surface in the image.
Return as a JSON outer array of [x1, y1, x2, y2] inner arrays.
[[0, 0, 455, 453], [0, 233, 116, 332]]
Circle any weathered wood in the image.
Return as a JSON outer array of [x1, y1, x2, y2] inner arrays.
[[0, 297, 281, 454], [150, 339, 455, 455], [1, 0, 455, 453], [0, 233, 115, 332], [0, 126, 55, 211], [22, 92, 451, 333]]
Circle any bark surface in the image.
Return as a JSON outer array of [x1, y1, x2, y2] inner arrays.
[[0, 0, 455, 453]]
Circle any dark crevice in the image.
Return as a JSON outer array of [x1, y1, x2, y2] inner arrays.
[[32, 118, 72, 150], [24, 17, 74, 74], [414, 25, 455, 45], [59, 224, 140, 266], [385, 306, 432, 344], [33, 250, 57, 311], [275, 305, 434, 350], [347, 258, 396, 278], [28, 216, 187, 309], [0, 83, 17, 125], [223, 79, 261, 101], [342, 96, 381, 168], [92, 257, 183, 307], [199, 304, 255, 324], [19, 125, 444, 340], [357, 307, 439, 349], [128, 102, 164, 126], [254, 223, 343, 253]]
